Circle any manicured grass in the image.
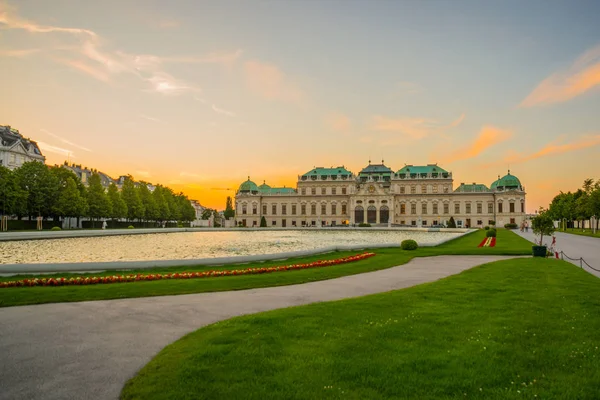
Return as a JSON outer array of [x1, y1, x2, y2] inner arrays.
[[122, 258, 600, 400], [0, 229, 533, 307], [562, 228, 600, 239]]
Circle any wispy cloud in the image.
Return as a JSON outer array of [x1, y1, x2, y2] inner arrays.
[[244, 60, 303, 103], [326, 113, 351, 133], [441, 126, 512, 164], [520, 44, 600, 107], [0, 4, 238, 95], [449, 113, 466, 127], [371, 113, 464, 141], [194, 96, 207, 104], [211, 104, 236, 117], [139, 115, 164, 123], [0, 48, 41, 57], [506, 134, 600, 163], [36, 141, 76, 157], [40, 129, 92, 152]]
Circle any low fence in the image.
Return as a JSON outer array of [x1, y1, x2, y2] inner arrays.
[[559, 251, 599, 272]]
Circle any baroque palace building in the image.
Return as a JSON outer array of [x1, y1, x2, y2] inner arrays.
[[235, 162, 526, 228]]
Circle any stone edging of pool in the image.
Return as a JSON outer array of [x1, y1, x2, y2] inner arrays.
[[0, 226, 471, 242], [0, 230, 474, 274]]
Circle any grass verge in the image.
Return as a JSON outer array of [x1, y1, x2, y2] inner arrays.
[[122, 257, 600, 400], [561, 228, 600, 239], [0, 229, 533, 307]]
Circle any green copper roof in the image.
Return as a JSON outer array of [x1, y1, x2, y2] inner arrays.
[[262, 187, 296, 195], [238, 178, 258, 192], [359, 164, 393, 175], [301, 166, 352, 177], [396, 164, 448, 175], [454, 183, 490, 193], [258, 181, 271, 191], [491, 171, 522, 190]]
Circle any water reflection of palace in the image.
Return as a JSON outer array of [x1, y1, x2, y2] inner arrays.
[[235, 162, 526, 228]]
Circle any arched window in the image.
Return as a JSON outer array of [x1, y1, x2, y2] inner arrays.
[[355, 206, 364, 223], [380, 205, 390, 223], [367, 205, 377, 224]]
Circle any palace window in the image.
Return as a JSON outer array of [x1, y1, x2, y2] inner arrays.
[[400, 204, 406, 214], [301, 188, 306, 195], [411, 204, 417, 214], [321, 187, 326, 195], [521, 203, 525, 213], [252, 206, 257, 215], [311, 188, 316, 195], [292, 204, 297, 215], [342, 187, 347, 195], [400, 186, 405, 194], [433, 203, 438, 214], [510, 218, 516, 224], [477, 220, 483, 226], [422, 220, 427, 226], [272, 204, 277, 215], [411, 186, 416, 194], [321, 204, 326, 215], [263, 205, 267, 215], [421, 185, 427, 194], [332, 187, 336, 195], [341, 204, 347, 214], [454, 203, 460, 214], [292, 221, 297, 226], [466, 203, 471, 214], [444, 203, 449, 214], [510, 203, 515, 213], [311, 204, 316, 215], [272, 221, 276, 226], [488, 203, 493, 213], [282, 204, 287, 215], [331, 204, 337, 215], [477, 203, 482, 214], [301, 204, 306, 215], [242, 205, 247, 214], [411, 220, 417, 226], [498, 202, 503, 213], [422, 203, 427, 214]]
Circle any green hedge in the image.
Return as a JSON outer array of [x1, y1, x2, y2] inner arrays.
[[6, 220, 62, 231], [504, 223, 518, 229], [358, 223, 371, 227], [81, 221, 190, 229], [401, 239, 418, 250]]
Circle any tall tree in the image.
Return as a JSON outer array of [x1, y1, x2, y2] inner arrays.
[[107, 183, 127, 220], [86, 173, 111, 223], [0, 166, 27, 217], [153, 186, 170, 222], [224, 196, 235, 219], [53, 177, 88, 219], [121, 177, 145, 221], [15, 161, 58, 218], [138, 183, 158, 221]]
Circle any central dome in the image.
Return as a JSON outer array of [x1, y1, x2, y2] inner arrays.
[[238, 177, 259, 193], [491, 171, 522, 191]]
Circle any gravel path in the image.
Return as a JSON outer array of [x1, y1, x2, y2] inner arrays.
[[0, 255, 517, 400]]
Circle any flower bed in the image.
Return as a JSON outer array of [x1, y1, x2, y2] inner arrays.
[[0, 252, 376, 289], [478, 237, 496, 248]]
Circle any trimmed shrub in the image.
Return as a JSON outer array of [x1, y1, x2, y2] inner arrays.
[[486, 229, 497, 238], [490, 220, 496, 226], [504, 223, 518, 229], [50, 226, 62, 231], [358, 223, 371, 227], [447, 217, 457, 228], [484, 226, 490, 230], [260, 216, 267, 228], [128, 225, 135, 229], [401, 239, 418, 250]]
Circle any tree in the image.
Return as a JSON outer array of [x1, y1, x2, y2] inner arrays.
[[107, 183, 127, 220], [121, 177, 145, 221], [153, 186, 170, 222], [0, 166, 27, 217], [15, 162, 58, 218], [224, 196, 235, 219], [201, 208, 213, 220], [532, 208, 556, 247], [447, 216, 456, 228], [86, 173, 111, 224], [176, 194, 195, 222], [138, 183, 158, 221], [53, 177, 88, 219], [260, 216, 267, 227]]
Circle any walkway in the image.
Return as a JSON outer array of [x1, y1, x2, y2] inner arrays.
[[0, 255, 514, 400], [513, 229, 600, 278]]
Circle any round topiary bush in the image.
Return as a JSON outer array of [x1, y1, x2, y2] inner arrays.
[[401, 239, 418, 250], [486, 229, 497, 238], [128, 225, 135, 229], [484, 226, 490, 230], [50, 226, 62, 231]]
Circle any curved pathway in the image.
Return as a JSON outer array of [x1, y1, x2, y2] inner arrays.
[[0, 255, 516, 400]]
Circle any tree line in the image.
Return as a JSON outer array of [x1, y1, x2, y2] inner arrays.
[[548, 178, 600, 230], [0, 162, 195, 223]]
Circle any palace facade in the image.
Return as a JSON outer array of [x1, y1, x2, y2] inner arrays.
[[235, 162, 526, 228]]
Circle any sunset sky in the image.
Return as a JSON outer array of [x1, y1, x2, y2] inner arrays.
[[2, 0, 600, 211]]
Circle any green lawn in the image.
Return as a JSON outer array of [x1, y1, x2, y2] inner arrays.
[[562, 228, 600, 239], [122, 257, 600, 400], [0, 229, 532, 307]]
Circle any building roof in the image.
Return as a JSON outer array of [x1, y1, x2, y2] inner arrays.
[[396, 164, 448, 175], [0, 125, 44, 157], [491, 171, 522, 191], [359, 164, 393, 175], [238, 177, 259, 192], [301, 166, 352, 177], [454, 183, 490, 193], [258, 181, 271, 191], [261, 187, 296, 195]]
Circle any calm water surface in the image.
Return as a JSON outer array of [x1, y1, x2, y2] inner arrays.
[[0, 230, 460, 264]]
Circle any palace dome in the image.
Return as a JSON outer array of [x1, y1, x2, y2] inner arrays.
[[258, 181, 271, 191], [238, 178, 259, 193], [491, 171, 522, 191]]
